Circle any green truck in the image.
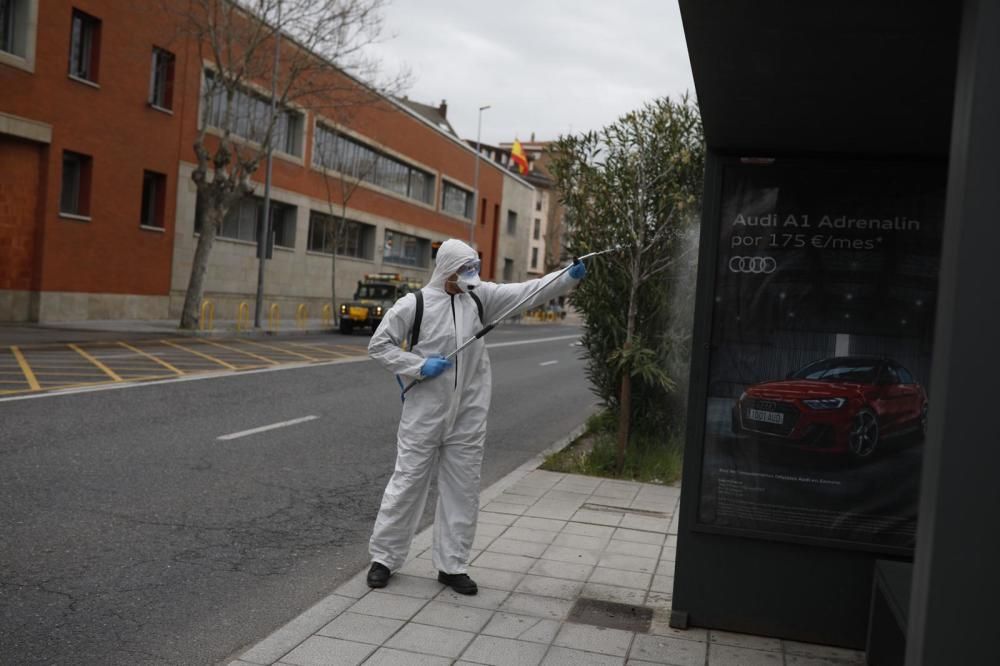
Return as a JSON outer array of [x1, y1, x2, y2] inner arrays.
[[338, 272, 423, 334]]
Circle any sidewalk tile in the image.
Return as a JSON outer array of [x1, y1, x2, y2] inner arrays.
[[708, 644, 782, 665], [412, 600, 495, 631], [589, 567, 652, 591], [554, 623, 633, 656], [604, 540, 661, 559], [782, 641, 865, 663], [661, 546, 677, 562], [520, 470, 565, 488], [581, 582, 647, 606], [465, 566, 526, 591], [597, 553, 657, 573], [561, 523, 616, 539], [515, 574, 584, 600], [385, 623, 476, 658], [629, 499, 673, 513], [571, 509, 624, 526], [524, 503, 579, 520], [280, 636, 375, 666], [648, 621, 708, 642], [317, 612, 403, 645], [397, 559, 437, 580], [593, 485, 640, 501], [619, 515, 671, 533], [650, 575, 674, 593], [482, 502, 528, 515], [629, 634, 707, 666], [554, 477, 601, 491], [436, 586, 510, 610], [480, 512, 519, 526], [503, 526, 559, 544], [645, 591, 672, 611], [514, 517, 567, 532], [542, 647, 625, 665], [460, 635, 548, 666], [501, 592, 574, 619], [240, 595, 355, 664], [478, 522, 509, 537], [481, 613, 560, 644], [379, 574, 442, 599], [613, 528, 666, 546], [541, 545, 600, 566], [504, 484, 550, 498], [496, 492, 539, 506], [473, 534, 498, 550], [473, 551, 537, 573], [362, 647, 452, 666], [551, 533, 607, 551], [710, 630, 781, 652], [348, 591, 427, 620], [528, 559, 593, 582], [665, 534, 677, 548], [336, 572, 373, 599], [488, 537, 549, 558], [784, 655, 864, 665], [656, 560, 676, 577], [542, 490, 591, 503]]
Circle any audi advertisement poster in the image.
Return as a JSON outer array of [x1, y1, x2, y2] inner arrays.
[[695, 160, 945, 552]]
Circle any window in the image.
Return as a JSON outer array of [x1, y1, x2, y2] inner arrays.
[[203, 70, 304, 157], [140, 171, 166, 228], [1, 0, 30, 59], [69, 9, 100, 82], [531, 247, 538, 269], [535, 194, 543, 212], [307, 211, 373, 259], [313, 125, 435, 205], [149, 47, 175, 110], [196, 192, 296, 248], [384, 229, 429, 267], [441, 181, 472, 219], [503, 258, 514, 282], [60, 150, 91, 216], [507, 210, 517, 235], [533, 218, 541, 240]]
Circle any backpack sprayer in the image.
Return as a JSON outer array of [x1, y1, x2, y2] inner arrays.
[[399, 246, 621, 398]]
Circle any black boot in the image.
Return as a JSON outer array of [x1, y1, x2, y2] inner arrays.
[[367, 562, 390, 588], [438, 571, 478, 595]]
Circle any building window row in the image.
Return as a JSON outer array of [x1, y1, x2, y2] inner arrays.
[[60, 150, 166, 229], [0, 0, 29, 59], [442, 181, 473, 220], [307, 212, 374, 260], [203, 70, 304, 157], [69, 9, 100, 82]]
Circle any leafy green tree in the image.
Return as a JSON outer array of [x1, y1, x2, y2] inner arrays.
[[549, 96, 704, 472]]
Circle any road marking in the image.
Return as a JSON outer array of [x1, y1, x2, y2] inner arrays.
[[217, 415, 319, 441], [288, 341, 351, 358], [69, 344, 123, 382], [10, 347, 40, 391], [161, 339, 238, 370], [540, 360, 559, 366], [242, 339, 317, 361], [200, 338, 278, 365], [486, 334, 579, 349], [118, 341, 185, 375]]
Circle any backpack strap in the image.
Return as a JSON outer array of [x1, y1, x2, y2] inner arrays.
[[469, 291, 484, 325], [410, 290, 424, 349]]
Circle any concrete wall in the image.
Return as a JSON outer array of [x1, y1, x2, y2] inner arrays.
[[496, 174, 534, 283]]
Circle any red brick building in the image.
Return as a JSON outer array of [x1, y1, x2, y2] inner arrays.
[[0, 0, 521, 322]]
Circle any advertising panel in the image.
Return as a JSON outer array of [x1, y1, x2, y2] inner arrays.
[[696, 160, 945, 551]]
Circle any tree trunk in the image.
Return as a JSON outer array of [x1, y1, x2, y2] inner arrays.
[[180, 205, 221, 329], [616, 263, 641, 474]]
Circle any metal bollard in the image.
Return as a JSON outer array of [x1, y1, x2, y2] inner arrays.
[[199, 299, 215, 331], [236, 302, 250, 332]]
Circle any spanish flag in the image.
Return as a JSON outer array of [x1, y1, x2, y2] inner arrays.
[[511, 139, 529, 175]]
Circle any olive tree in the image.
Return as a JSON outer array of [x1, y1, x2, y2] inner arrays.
[[549, 96, 704, 472]]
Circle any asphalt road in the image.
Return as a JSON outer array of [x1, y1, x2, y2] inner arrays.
[[0, 324, 598, 665]]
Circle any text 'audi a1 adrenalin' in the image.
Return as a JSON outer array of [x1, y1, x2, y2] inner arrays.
[[731, 357, 928, 461]]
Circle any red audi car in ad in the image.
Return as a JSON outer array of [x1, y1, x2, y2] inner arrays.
[[732, 357, 928, 459]]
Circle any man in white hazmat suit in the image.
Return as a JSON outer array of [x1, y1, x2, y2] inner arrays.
[[366, 238, 586, 595]]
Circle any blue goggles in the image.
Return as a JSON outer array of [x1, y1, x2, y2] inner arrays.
[[457, 260, 481, 277]]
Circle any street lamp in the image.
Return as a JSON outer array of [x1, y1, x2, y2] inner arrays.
[[470, 104, 490, 245]]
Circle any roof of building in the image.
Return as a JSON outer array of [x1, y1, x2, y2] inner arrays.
[[394, 97, 457, 137]]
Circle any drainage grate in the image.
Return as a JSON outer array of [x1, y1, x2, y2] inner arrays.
[[582, 502, 669, 518], [567, 597, 653, 632]]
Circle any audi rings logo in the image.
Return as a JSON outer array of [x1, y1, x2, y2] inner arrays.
[[729, 256, 777, 274]]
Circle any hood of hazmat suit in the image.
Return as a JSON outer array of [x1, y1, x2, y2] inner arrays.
[[366, 239, 582, 574]]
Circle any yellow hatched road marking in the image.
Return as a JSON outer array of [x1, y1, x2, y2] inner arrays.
[[118, 341, 184, 375], [160, 339, 238, 370], [199, 338, 278, 365], [241, 339, 318, 361], [69, 344, 123, 382], [11, 346, 41, 391], [330, 344, 366, 354], [287, 341, 351, 358]]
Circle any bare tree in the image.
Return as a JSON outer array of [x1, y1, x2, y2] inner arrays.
[[168, 0, 406, 329]]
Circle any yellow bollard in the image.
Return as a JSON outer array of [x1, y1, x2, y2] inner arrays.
[[296, 304, 308, 330], [236, 302, 250, 332], [199, 299, 215, 331], [321, 303, 333, 328], [268, 303, 280, 333]]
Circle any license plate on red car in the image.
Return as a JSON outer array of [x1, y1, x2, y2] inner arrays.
[[748, 408, 784, 424]]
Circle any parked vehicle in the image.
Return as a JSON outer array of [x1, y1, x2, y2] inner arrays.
[[731, 357, 928, 459], [339, 273, 422, 334]]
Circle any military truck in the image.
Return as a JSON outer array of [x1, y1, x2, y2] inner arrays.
[[338, 272, 422, 334]]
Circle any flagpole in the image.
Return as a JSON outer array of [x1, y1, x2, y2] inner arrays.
[[470, 104, 490, 245]]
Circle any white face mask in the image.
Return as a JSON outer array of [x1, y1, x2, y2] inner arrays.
[[450, 259, 481, 292]]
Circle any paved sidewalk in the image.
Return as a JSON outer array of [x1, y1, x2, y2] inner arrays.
[[227, 468, 865, 666]]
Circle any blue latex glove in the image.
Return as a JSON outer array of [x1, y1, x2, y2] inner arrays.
[[569, 260, 587, 280], [420, 355, 453, 378]]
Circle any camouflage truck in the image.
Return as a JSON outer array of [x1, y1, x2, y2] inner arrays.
[[338, 272, 423, 335]]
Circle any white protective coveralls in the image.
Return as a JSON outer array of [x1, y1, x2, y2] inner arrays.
[[368, 239, 580, 574]]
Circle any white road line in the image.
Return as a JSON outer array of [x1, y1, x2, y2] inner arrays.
[[540, 360, 559, 366], [217, 415, 318, 441]]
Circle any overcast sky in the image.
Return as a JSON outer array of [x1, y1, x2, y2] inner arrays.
[[364, 0, 695, 146]]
